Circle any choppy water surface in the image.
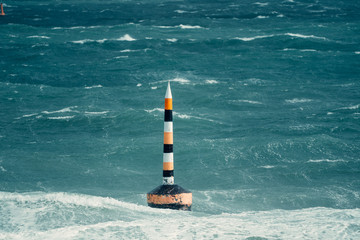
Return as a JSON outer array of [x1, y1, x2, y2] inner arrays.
[[1, 0, 359, 239]]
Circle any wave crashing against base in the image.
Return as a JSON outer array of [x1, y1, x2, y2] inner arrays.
[[0, 191, 359, 240]]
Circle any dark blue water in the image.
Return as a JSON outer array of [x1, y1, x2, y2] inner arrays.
[[1, 0, 360, 239]]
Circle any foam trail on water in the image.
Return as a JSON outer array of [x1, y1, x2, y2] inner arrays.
[[27, 35, 51, 39], [234, 35, 274, 41], [285, 33, 328, 40]]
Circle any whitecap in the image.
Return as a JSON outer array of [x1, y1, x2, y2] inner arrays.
[[84, 85, 103, 89], [120, 49, 136, 53], [151, 86, 157, 90], [355, 51, 360, 54], [285, 98, 313, 104], [259, 165, 275, 169], [69, 26, 87, 29], [145, 108, 163, 113], [300, 49, 317, 52], [116, 34, 136, 41], [256, 15, 269, 19], [153, 78, 191, 85], [96, 39, 108, 43], [232, 100, 263, 104], [27, 35, 50, 39], [338, 104, 360, 110], [205, 80, 219, 84], [234, 35, 274, 41], [137, 83, 142, 87], [169, 78, 191, 84], [71, 39, 93, 44], [42, 107, 77, 114], [157, 25, 176, 29], [254, 2, 269, 6], [176, 113, 191, 119], [22, 113, 38, 118], [84, 111, 108, 115], [166, 38, 178, 42], [174, 10, 187, 13], [47, 116, 75, 120], [307, 159, 346, 163], [179, 24, 203, 29], [285, 33, 328, 41]]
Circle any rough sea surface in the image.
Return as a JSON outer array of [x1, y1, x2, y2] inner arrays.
[[1, 0, 360, 239]]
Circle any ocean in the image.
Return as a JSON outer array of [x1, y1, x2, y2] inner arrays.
[[1, 0, 360, 239]]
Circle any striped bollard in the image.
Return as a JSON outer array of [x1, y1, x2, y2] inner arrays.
[[147, 82, 192, 211]]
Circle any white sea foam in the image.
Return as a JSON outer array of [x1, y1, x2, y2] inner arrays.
[[285, 33, 328, 40], [53, 26, 102, 30], [21, 113, 38, 118], [176, 113, 191, 119], [71, 34, 135, 44], [84, 111, 108, 115], [120, 49, 136, 53], [254, 2, 269, 6], [48, 116, 75, 120], [85, 85, 103, 89], [355, 51, 360, 54], [116, 34, 136, 41], [234, 35, 274, 41], [169, 78, 191, 84], [145, 108, 163, 113], [157, 24, 203, 29], [179, 24, 203, 29], [259, 165, 275, 169], [338, 104, 360, 110], [153, 78, 191, 85], [144, 108, 215, 122], [1, 191, 360, 239], [42, 107, 77, 115], [283, 48, 296, 51], [174, 10, 187, 13], [300, 49, 317, 52], [256, 15, 269, 19], [157, 25, 175, 29], [136, 83, 142, 87], [27, 35, 51, 39], [232, 100, 263, 104], [205, 80, 219, 84], [236, 33, 327, 42], [166, 38, 178, 42], [285, 98, 313, 104], [71, 39, 94, 44], [307, 159, 346, 163]]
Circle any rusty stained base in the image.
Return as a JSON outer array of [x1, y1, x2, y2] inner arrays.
[[147, 184, 192, 211]]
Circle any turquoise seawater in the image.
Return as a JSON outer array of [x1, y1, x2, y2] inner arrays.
[[1, 0, 360, 239]]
